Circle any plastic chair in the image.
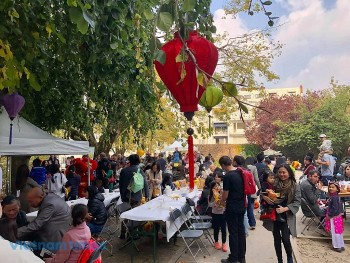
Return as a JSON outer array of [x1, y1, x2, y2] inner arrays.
[[170, 208, 207, 263]]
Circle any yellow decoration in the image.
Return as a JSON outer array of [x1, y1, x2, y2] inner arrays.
[[137, 149, 145, 157]]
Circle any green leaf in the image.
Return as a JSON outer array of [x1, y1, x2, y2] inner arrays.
[[210, 26, 217, 33], [262, 1, 272, 5], [222, 82, 238, 97], [240, 103, 249, 114], [183, 0, 196, 12], [29, 74, 41, 91], [265, 12, 272, 16], [67, 0, 77, 7], [110, 42, 118, 50], [77, 18, 89, 34], [69, 7, 82, 24], [154, 49, 166, 65], [144, 9, 154, 20], [157, 12, 173, 32], [268, 20, 274, 27], [83, 10, 95, 29]]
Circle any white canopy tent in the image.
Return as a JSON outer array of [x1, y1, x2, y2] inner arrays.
[[163, 140, 188, 152], [0, 108, 89, 156]]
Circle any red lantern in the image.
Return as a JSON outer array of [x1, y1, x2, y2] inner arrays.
[[154, 31, 218, 121], [1, 92, 25, 144], [155, 31, 218, 189]]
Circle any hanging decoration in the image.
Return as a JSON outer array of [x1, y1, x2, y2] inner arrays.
[[199, 85, 223, 136], [154, 31, 218, 121], [154, 31, 218, 189], [1, 92, 25, 144]]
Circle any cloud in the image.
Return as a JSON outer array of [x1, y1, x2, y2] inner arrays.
[[213, 0, 350, 90], [213, 9, 248, 38], [270, 0, 350, 90]]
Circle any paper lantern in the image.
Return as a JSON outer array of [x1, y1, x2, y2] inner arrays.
[[1, 92, 25, 144], [154, 31, 218, 121], [154, 31, 218, 189], [199, 85, 223, 113], [137, 149, 145, 157]]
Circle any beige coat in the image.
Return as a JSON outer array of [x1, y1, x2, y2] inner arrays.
[[146, 169, 162, 197]]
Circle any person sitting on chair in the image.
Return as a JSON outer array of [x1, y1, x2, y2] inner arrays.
[[45, 204, 91, 263], [84, 186, 107, 235], [300, 170, 325, 218]]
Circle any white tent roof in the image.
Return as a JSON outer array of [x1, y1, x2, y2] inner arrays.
[[163, 140, 188, 152], [0, 108, 89, 156]]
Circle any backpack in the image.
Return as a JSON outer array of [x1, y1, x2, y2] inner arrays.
[[236, 167, 256, 195], [128, 168, 144, 193]]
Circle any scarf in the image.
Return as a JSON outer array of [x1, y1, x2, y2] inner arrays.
[[275, 178, 295, 205]]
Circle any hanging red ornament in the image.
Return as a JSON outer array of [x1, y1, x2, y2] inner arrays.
[[1, 92, 25, 144], [154, 31, 218, 121]]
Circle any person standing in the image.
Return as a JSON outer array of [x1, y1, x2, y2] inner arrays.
[[255, 152, 269, 185], [262, 163, 301, 263], [317, 152, 335, 186], [219, 156, 246, 263]]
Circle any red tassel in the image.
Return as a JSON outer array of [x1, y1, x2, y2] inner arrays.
[[188, 134, 194, 189]]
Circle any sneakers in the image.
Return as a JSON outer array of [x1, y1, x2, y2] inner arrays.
[[222, 243, 228, 252], [215, 242, 222, 250]]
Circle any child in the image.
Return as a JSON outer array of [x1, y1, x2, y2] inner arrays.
[[208, 181, 227, 252], [260, 170, 276, 215], [325, 182, 345, 252], [318, 134, 333, 159]]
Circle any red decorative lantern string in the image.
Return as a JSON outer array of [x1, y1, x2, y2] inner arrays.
[[155, 31, 218, 189], [1, 92, 25, 144]]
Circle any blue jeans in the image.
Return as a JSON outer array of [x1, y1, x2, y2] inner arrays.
[[244, 211, 249, 234], [247, 196, 256, 227], [87, 223, 104, 234]]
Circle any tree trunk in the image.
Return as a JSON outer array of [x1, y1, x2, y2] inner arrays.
[[10, 156, 30, 195]]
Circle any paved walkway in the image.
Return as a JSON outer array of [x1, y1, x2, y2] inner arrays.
[[102, 214, 288, 263]]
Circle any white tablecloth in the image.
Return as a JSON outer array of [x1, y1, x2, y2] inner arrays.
[[120, 189, 201, 241], [26, 190, 120, 221]]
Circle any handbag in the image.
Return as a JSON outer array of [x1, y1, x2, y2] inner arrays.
[[152, 187, 161, 197], [260, 208, 276, 221]]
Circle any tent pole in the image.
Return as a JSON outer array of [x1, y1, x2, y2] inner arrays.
[[87, 155, 91, 186]]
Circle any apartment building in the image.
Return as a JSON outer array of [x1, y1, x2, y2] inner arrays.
[[194, 86, 303, 145]]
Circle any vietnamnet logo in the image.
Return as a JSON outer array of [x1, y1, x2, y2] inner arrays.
[[9, 241, 106, 251]]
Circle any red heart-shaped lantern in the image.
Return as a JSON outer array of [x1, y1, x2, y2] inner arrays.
[[155, 31, 218, 121], [155, 31, 218, 189]]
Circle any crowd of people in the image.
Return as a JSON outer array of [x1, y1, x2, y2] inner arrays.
[[0, 133, 349, 262]]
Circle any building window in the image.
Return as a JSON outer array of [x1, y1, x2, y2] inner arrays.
[[213, 123, 228, 134], [215, 136, 228, 144], [255, 94, 263, 98], [269, 92, 277, 96], [237, 123, 245, 130], [288, 91, 296, 95], [243, 94, 251, 99]]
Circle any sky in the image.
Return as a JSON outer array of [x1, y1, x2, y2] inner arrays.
[[210, 0, 350, 91]]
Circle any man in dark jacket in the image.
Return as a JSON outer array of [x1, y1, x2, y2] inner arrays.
[[17, 187, 71, 252], [156, 153, 167, 172], [300, 170, 325, 217], [255, 152, 269, 185], [119, 154, 149, 204], [119, 154, 149, 239]]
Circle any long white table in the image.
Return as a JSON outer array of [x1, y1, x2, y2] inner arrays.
[[26, 191, 120, 221], [120, 189, 201, 242]]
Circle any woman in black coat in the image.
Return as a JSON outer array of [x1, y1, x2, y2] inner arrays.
[[84, 185, 107, 235]]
